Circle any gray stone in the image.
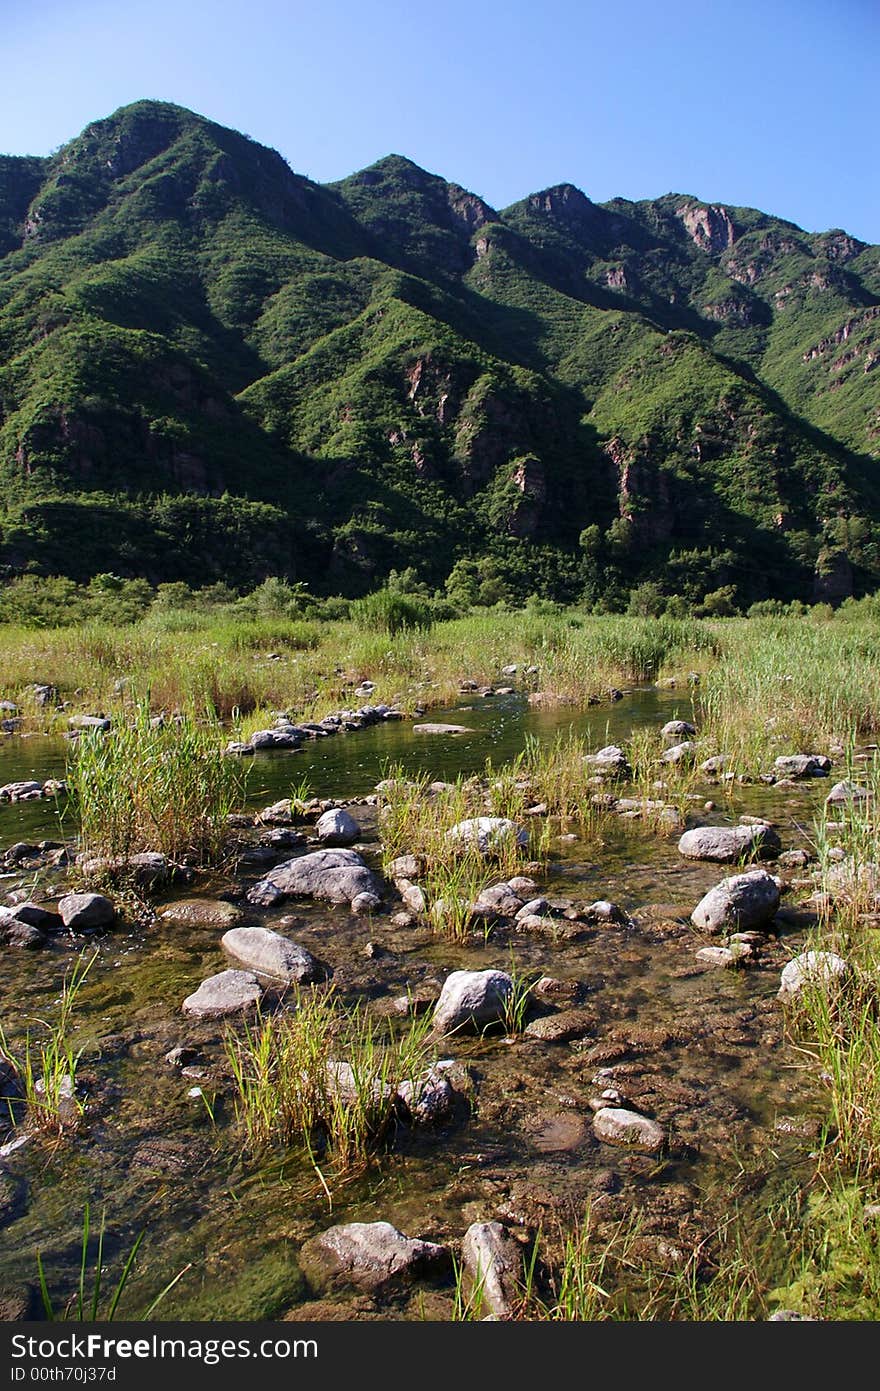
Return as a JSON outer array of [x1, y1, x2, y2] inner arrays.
[[221, 926, 323, 984], [158, 899, 244, 930], [389, 854, 420, 880], [584, 745, 631, 778], [678, 823, 781, 863], [182, 969, 263, 1018], [412, 723, 473, 735], [778, 951, 849, 1002], [351, 891, 381, 915], [0, 781, 43, 802], [300, 1221, 451, 1292], [0, 902, 62, 932], [57, 893, 116, 930], [462, 1222, 522, 1318], [661, 720, 696, 741], [247, 849, 381, 908], [471, 883, 524, 920], [523, 1009, 595, 1043], [661, 741, 697, 765], [826, 780, 869, 806], [432, 969, 513, 1036], [773, 754, 831, 779], [446, 818, 528, 855], [315, 808, 360, 847], [68, 715, 111, 732], [593, 1107, 666, 1154], [691, 868, 781, 935], [699, 755, 729, 776]]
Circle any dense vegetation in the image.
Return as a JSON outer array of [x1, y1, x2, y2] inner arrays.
[[1, 100, 878, 609]]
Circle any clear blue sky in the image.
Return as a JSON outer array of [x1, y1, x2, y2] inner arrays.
[[2, 0, 877, 241]]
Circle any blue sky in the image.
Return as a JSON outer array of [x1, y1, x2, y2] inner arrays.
[[2, 0, 877, 241]]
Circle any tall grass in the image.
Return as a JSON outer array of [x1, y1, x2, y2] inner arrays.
[[0, 951, 96, 1137], [65, 703, 248, 866], [225, 991, 433, 1186]]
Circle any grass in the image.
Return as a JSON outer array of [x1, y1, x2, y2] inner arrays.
[[36, 1203, 191, 1321], [0, 950, 96, 1138], [224, 989, 434, 1189], [64, 700, 248, 869]]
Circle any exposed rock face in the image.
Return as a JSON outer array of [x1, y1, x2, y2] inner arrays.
[[220, 927, 323, 984], [507, 455, 546, 538], [315, 808, 361, 846], [182, 969, 263, 1018], [461, 1222, 522, 1318], [593, 1107, 666, 1154], [691, 868, 781, 935], [247, 849, 381, 908], [778, 951, 849, 1001], [432, 969, 513, 1035], [57, 893, 116, 930], [677, 202, 738, 253], [300, 1221, 451, 1292], [678, 823, 781, 863]]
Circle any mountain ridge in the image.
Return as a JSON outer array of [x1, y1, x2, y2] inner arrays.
[[1, 99, 877, 608]]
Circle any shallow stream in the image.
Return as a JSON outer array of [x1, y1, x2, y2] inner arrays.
[[0, 687, 832, 1320]]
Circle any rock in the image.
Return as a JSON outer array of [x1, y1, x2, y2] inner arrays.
[[700, 755, 729, 776], [0, 902, 61, 932], [593, 1107, 666, 1154], [389, 854, 420, 880], [772, 754, 831, 779], [1, 920, 46, 948], [691, 868, 781, 935], [516, 897, 550, 920], [446, 818, 528, 855], [351, 892, 381, 915], [315, 808, 361, 847], [182, 969, 263, 1018], [523, 1008, 595, 1043], [582, 900, 629, 924], [778, 951, 849, 1002], [249, 727, 301, 749], [300, 1221, 451, 1293], [695, 944, 753, 968], [158, 898, 244, 929], [778, 848, 813, 870], [661, 741, 697, 765], [584, 745, 631, 778], [75, 851, 171, 889], [257, 799, 294, 825], [57, 893, 116, 931], [462, 1222, 522, 1317], [661, 720, 696, 741], [412, 723, 473, 735], [826, 780, 869, 806], [221, 927, 324, 984], [678, 823, 781, 863], [398, 881, 427, 915], [68, 715, 111, 732], [396, 1064, 456, 1124], [247, 849, 382, 908], [825, 857, 880, 908], [432, 969, 513, 1036], [471, 883, 524, 921]]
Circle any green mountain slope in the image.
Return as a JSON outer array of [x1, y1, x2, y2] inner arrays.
[[0, 99, 877, 605]]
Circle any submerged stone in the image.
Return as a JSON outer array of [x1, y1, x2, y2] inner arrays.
[[182, 969, 263, 1018]]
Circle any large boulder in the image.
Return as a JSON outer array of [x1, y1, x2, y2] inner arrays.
[[778, 951, 849, 1002], [57, 893, 116, 931], [300, 1221, 451, 1292], [220, 926, 323, 984], [691, 868, 780, 935], [247, 849, 381, 908], [678, 823, 781, 863], [432, 969, 513, 1036], [182, 969, 263, 1018], [461, 1222, 522, 1318], [772, 754, 831, 779], [446, 818, 528, 856], [584, 745, 631, 778], [315, 808, 361, 847], [593, 1106, 666, 1154], [158, 899, 244, 930]]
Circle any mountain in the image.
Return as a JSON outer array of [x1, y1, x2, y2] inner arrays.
[[1, 99, 878, 607]]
